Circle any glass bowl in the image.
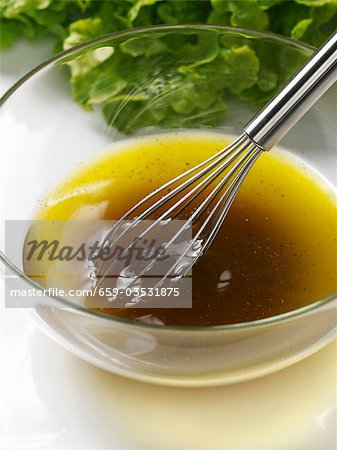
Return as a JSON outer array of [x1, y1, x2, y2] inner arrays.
[[1, 25, 336, 386]]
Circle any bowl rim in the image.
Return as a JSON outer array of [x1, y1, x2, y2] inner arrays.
[[1, 23, 336, 332]]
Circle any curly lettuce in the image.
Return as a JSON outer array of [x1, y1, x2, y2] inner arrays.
[[2, 0, 336, 49], [1, 0, 336, 133], [0, 0, 93, 48]]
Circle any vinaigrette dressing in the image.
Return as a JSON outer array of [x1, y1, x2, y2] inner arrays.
[[27, 131, 337, 326]]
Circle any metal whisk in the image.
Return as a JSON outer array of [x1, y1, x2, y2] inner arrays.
[[94, 32, 337, 299]]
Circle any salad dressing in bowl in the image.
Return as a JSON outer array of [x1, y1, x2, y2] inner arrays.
[[24, 131, 337, 326]]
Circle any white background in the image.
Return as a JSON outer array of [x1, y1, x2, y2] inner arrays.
[[0, 39, 336, 450]]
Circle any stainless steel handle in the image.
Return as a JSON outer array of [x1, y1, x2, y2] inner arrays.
[[244, 32, 337, 151]]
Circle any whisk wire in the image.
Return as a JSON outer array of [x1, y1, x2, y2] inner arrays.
[[121, 144, 262, 297], [95, 134, 249, 283], [202, 147, 262, 253], [103, 134, 246, 238], [98, 143, 261, 300]]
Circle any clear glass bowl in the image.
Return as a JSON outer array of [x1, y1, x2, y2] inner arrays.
[[1, 25, 336, 386]]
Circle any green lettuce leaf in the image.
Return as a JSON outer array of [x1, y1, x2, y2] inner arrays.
[[157, 1, 211, 23], [211, 0, 269, 29], [292, 1, 337, 45], [1, 0, 335, 135], [0, 0, 93, 45], [219, 45, 260, 94], [120, 36, 168, 57], [291, 18, 313, 40], [295, 0, 331, 6]]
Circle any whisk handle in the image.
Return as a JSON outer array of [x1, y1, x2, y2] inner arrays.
[[244, 32, 337, 151]]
